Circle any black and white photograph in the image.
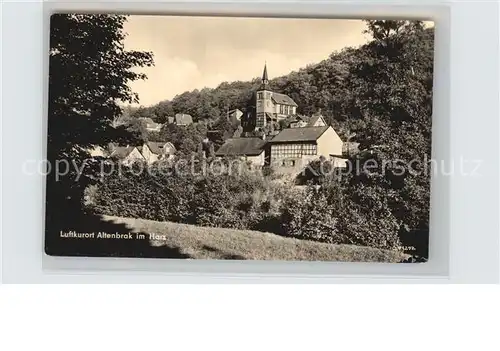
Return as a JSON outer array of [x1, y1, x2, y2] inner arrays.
[[44, 14, 434, 262]]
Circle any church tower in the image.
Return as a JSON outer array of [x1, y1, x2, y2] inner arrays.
[[255, 63, 273, 129]]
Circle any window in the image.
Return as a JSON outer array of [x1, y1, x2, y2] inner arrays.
[[271, 143, 317, 161], [302, 144, 317, 155], [257, 92, 263, 99], [266, 92, 271, 99]]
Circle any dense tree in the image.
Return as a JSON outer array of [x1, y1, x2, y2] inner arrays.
[[296, 157, 338, 185], [341, 20, 433, 257], [126, 117, 149, 142], [153, 123, 208, 156], [152, 100, 175, 123], [207, 116, 238, 149], [45, 14, 154, 248]]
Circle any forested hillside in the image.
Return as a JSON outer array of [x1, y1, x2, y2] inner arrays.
[[123, 21, 433, 144]]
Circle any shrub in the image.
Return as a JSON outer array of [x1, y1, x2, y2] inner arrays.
[[191, 176, 244, 228], [279, 182, 402, 250], [91, 163, 194, 222], [280, 184, 341, 243], [296, 158, 340, 185], [91, 159, 402, 251], [335, 184, 402, 250], [262, 165, 275, 177], [91, 161, 288, 231]]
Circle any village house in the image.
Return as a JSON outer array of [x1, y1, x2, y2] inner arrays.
[[138, 117, 163, 132], [141, 141, 176, 164], [307, 113, 327, 127], [215, 125, 347, 173], [254, 64, 298, 129], [175, 113, 193, 126], [267, 125, 344, 169], [215, 137, 266, 167], [289, 113, 327, 129], [110, 146, 145, 166]]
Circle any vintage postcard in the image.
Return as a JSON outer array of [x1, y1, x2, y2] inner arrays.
[[45, 15, 434, 262]]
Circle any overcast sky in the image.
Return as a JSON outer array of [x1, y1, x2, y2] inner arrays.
[[123, 16, 372, 106]]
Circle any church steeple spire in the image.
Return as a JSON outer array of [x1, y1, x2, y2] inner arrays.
[[261, 62, 269, 89]]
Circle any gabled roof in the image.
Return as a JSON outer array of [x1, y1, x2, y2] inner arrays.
[[262, 63, 268, 82], [260, 63, 270, 90], [307, 114, 326, 127], [146, 142, 175, 155], [268, 126, 330, 143], [271, 92, 298, 107], [139, 117, 155, 124], [215, 137, 266, 156], [175, 113, 193, 125], [110, 146, 137, 159]]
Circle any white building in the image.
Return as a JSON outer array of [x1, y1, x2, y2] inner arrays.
[[141, 142, 176, 164]]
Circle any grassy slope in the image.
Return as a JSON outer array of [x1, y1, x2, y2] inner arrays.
[[103, 215, 408, 262]]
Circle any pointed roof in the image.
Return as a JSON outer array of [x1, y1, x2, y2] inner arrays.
[[260, 63, 270, 90], [307, 114, 326, 127], [146, 142, 176, 155], [262, 63, 268, 82]]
